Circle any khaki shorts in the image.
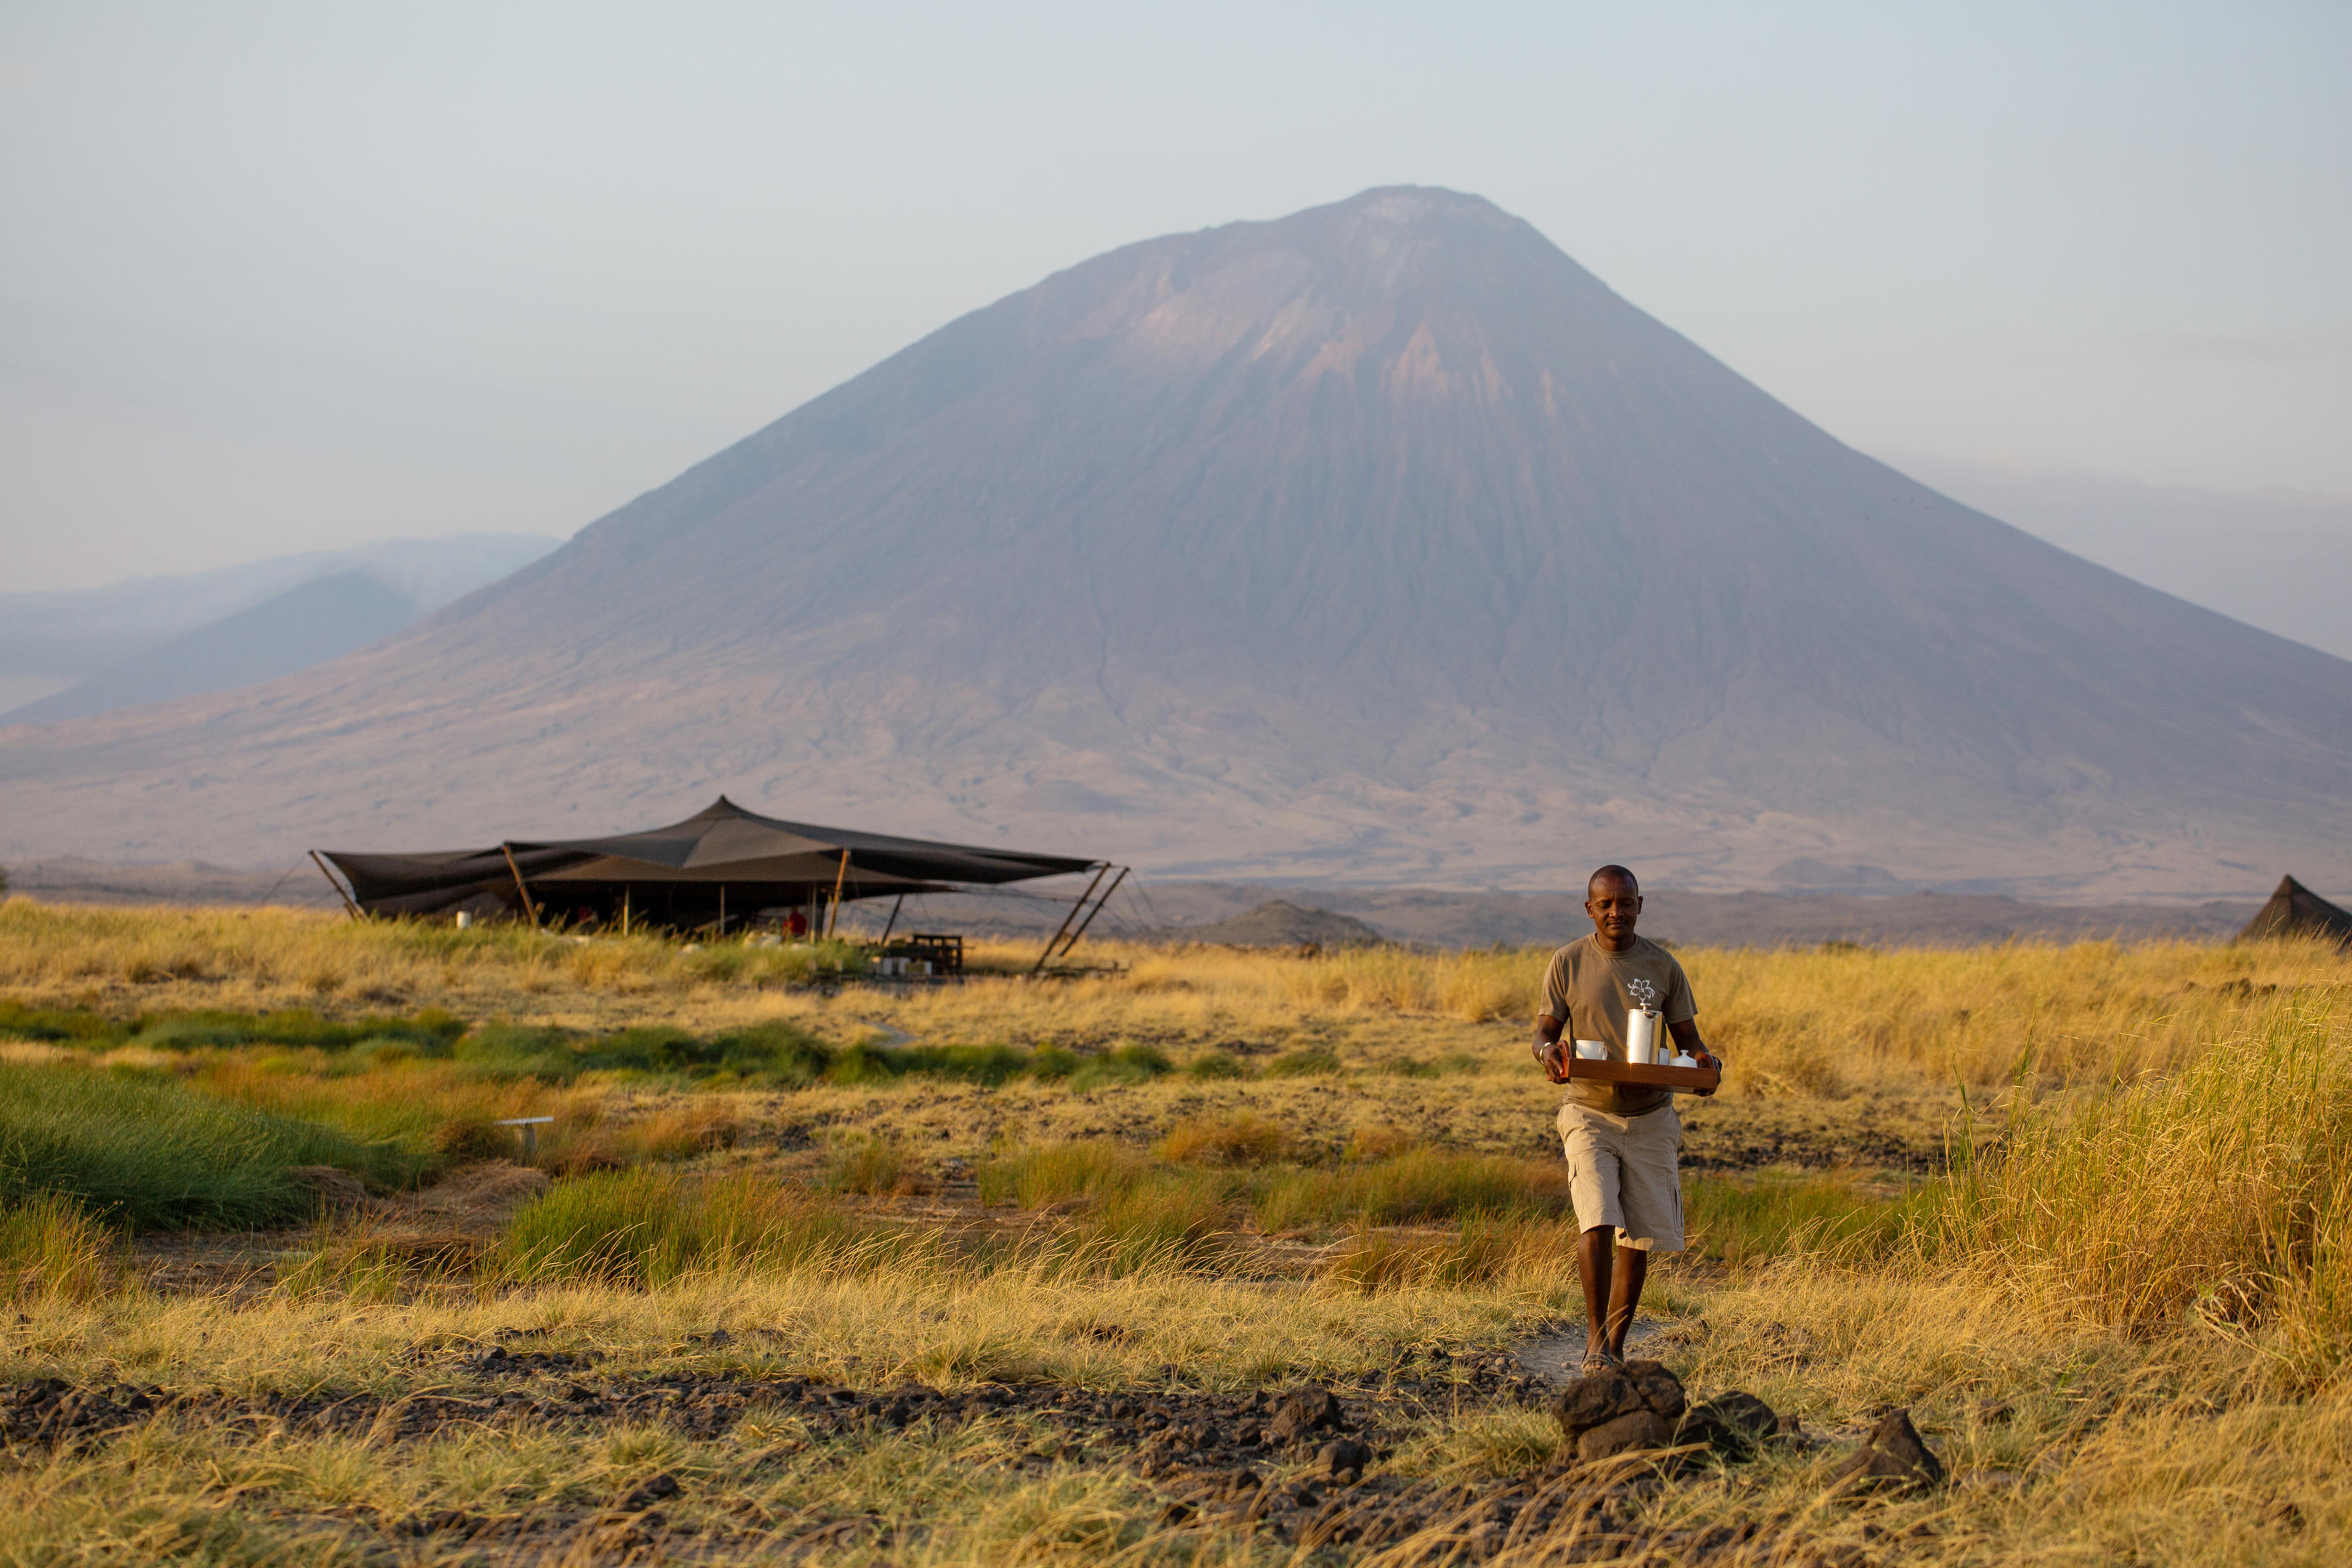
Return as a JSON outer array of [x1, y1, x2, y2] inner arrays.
[[1556, 1101, 1685, 1252]]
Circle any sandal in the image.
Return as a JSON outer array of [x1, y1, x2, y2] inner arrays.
[[1577, 1347, 1622, 1375]]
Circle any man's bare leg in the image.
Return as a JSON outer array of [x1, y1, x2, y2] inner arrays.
[[1604, 1243, 1648, 1358], [1576, 1225, 1617, 1366]]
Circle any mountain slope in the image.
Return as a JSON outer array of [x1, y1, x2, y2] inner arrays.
[[6, 572, 417, 723], [0, 534, 560, 717], [1, 188, 2344, 894]]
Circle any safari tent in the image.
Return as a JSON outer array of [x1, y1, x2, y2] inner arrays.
[[2237, 875, 2352, 947], [314, 796, 1108, 938]]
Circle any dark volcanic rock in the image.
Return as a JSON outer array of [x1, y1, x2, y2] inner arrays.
[[1575, 1409, 1678, 1463], [1677, 1391, 1781, 1461], [1318, 1437, 1373, 1483], [1552, 1368, 1645, 1436], [1267, 1387, 1344, 1444], [1554, 1360, 1686, 1447], [0, 1379, 160, 1450], [1829, 1408, 1945, 1494], [1620, 1360, 1686, 1421]]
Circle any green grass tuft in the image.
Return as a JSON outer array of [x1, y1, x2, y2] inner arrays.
[[497, 1168, 885, 1286], [1263, 1049, 1344, 1078], [1251, 1149, 1568, 1232], [1183, 1051, 1251, 1080], [825, 1135, 913, 1194], [1683, 1171, 1919, 1267], [0, 1062, 420, 1230]]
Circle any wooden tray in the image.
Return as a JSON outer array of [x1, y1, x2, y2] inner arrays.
[[1567, 1057, 1721, 1092]]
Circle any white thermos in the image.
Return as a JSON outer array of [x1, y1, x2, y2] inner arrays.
[[1625, 1007, 1662, 1064]]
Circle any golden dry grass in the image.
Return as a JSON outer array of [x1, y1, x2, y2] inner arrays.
[[4, 897, 2351, 1564]]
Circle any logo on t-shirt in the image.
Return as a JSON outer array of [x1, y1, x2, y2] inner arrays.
[[1628, 977, 1659, 1010]]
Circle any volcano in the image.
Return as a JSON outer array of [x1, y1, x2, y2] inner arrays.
[[4, 187, 2346, 894]]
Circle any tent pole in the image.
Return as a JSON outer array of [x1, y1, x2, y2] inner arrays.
[[825, 849, 850, 939], [499, 844, 541, 931], [1032, 864, 1109, 974], [879, 893, 905, 944], [1056, 865, 1129, 960], [307, 850, 361, 920], [719, 886, 726, 940], [621, 888, 630, 937]]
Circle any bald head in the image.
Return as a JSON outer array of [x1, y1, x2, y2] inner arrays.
[[1584, 864, 1641, 951]]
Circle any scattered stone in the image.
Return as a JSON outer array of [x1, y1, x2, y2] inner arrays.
[[0, 1379, 160, 1450], [1267, 1387, 1343, 1444], [1828, 1408, 1945, 1494], [1318, 1437, 1373, 1483], [1553, 1358, 1686, 1460], [1553, 1367, 1645, 1434], [1576, 1408, 1678, 1463], [1621, 1360, 1686, 1421], [1678, 1391, 1781, 1460]]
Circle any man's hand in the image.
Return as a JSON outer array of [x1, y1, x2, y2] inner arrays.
[[1533, 1014, 1570, 1083], [1689, 1046, 1722, 1096]]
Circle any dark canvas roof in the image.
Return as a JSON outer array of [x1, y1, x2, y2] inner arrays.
[[2237, 875, 2352, 946], [320, 796, 1098, 918]]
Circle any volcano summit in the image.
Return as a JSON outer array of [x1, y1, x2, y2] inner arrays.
[[4, 187, 2346, 894]]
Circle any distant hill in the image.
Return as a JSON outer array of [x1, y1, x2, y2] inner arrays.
[[0, 188, 2345, 895], [0, 534, 558, 721], [1154, 899, 1389, 949]]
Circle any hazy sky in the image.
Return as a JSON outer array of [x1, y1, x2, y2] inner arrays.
[[4, 1, 2348, 590]]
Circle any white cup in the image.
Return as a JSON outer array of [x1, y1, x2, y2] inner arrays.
[[1574, 1040, 1606, 1061]]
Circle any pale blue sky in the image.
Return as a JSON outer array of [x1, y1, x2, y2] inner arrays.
[[4, 1, 2347, 589]]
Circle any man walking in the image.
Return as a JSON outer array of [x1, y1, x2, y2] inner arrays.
[[1533, 865, 1719, 1371]]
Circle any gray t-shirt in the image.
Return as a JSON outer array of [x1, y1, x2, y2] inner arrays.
[[1541, 934, 1696, 1116]]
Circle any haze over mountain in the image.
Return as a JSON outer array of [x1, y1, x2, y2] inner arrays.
[[1890, 457, 2352, 663], [1, 188, 2345, 896], [0, 534, 560, 719]]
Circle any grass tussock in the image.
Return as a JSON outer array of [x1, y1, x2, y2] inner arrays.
[[0, 1194, 126, 1302], [977, 1143, 1237, 1273], [1684, 1169, 1924, 1267], [497, 1168, 889, 1286], [1254, 1149, 1570, 1233], [1286, 946, 1530, 1021], [1158, 1111, 1293, 1166], [825, 1135, 918, 1195], [1930, 995, 2352, 1389], [1325, 1215, 1580, 1292], [0, 1061, 420, 1230]]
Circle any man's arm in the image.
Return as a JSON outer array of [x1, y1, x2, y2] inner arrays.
[[1534, 1011, 1569, 1083], [1665, 1017, 1720, 1097]]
